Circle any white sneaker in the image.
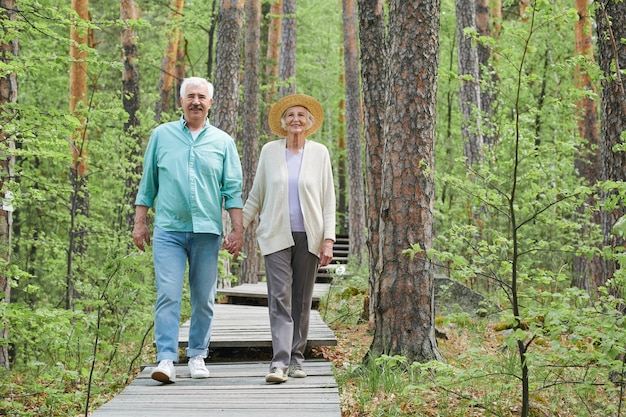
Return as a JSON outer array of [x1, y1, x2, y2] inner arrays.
[[151, 360, 176, 383], [265, 367, 288, 383], [188, 355, 210, 379], [288, 364, 307, 378]]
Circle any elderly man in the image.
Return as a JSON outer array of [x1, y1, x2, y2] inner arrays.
[[132, 77, 243, 383]]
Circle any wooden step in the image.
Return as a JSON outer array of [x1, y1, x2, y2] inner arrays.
[[178, 304, 337, 349]]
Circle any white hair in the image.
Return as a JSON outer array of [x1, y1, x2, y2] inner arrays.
[[180, 77, 214, 99]]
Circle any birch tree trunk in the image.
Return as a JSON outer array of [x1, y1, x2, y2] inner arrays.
[[0, 0, 17, 370], [342, 0, 366, 262]]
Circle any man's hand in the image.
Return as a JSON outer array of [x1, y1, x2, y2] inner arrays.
[[132, 206, 151, 252], [223, 230, 243, 260]]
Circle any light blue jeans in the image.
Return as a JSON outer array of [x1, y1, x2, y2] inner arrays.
[[152, 227, 221, 362]]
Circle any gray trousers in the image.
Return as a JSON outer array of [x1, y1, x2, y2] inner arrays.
[[264, 232, 320, 371]]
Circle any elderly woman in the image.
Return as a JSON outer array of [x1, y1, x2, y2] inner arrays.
[[242, 94, 336, 383]]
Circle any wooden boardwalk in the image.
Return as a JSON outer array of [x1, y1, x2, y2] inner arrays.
[[90, 284, 340, 416], [217, 281, 332, 308], [179, 303, 336, 349], [89, 360, 339, 417]]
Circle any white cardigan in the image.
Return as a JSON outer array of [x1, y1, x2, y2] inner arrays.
[[243, 139, 336, 256]]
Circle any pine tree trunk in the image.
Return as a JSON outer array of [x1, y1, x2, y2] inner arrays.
[[596, 0, 626, 294], [155, 0, 184, 123], [264, 0, 282, 104], [342, 0, 366, 262], [357, 0, 386, 329], [0, 0, 17, 370], [212, 0, 244, 138], [572, 0, 601, 291], [120, 0, 142, 232], [68, 0, 90, 309], [241, 0, 261, 284], [456, 0, 483, 164], [476, 0, 495, 145], [279, 0, 296, 97], [370, 0, 443, 363]]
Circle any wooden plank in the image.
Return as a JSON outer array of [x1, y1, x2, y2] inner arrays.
[[217, 282, 333, 308], [90, 360, 340, 417], [217, 282, 331, 302], [178, 304, 337, 348]]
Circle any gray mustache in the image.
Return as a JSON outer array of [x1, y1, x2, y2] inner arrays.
[[189, 104, 203, 110]]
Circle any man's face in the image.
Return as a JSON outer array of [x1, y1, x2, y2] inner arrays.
[[182, 83, 213, 124]]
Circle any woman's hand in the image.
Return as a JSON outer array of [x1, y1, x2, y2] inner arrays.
[[319, 238, 334, 267]]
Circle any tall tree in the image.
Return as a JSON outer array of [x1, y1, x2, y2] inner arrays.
[[69, 0, 89, 180], [475, 0, 495, 145], [68, 0, 90, 310], [357, 0, 386, 328], [363, 0, 443, 362], [596, 0, 626, 294], [342, 0, 366, 262], [120, 0, 141, 231], [241, 0, 261, 284], [572, 0, 601, 290], [155, 0, 184, 123], [265, 0, 282, 103], [212, 0, 244, 137], [205, 0, 219, 79], [279, 0, 296, 97], [456, 0, 483, 164], [0, 0, 17, 370]]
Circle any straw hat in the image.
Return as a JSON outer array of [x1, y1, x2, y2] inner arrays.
[[268, 94, 324, 138]]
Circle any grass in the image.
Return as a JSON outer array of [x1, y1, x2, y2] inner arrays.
[[317, 268, 625, 417]]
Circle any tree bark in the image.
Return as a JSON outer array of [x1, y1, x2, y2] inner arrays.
[[70, 0, 89, 178], [476, 0, 495, 145], [572, 0, 601, 291], [68, 0, 90, 309], [0, 0, 17, 370], [343, 0, 366, 262], [596, 0, 626, 294], [265, 0, 282, 104], [212, 0, 244, 138], [279, 0, 296, 97], [456, 0, 483, 164], [357, 0, 386, 329], [241, 0, 261, 284], [155, 0, 184, 123], [369, 0, 443, 363], [120, 0, 142, 232]]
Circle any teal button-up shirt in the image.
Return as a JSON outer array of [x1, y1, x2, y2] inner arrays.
[[135, 116, 243, 235]]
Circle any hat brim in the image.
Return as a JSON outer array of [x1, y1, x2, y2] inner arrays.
[[268, 94, 324, 138]]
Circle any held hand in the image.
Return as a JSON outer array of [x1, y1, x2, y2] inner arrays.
[[223, 230, 244, 261], [319, 239, 334, 267], [132, 222, 151, 252]]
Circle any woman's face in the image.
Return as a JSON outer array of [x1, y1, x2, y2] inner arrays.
[[282, 106, 309, 136]]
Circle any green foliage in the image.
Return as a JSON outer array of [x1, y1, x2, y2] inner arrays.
[[2, 0, 625, 415]]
